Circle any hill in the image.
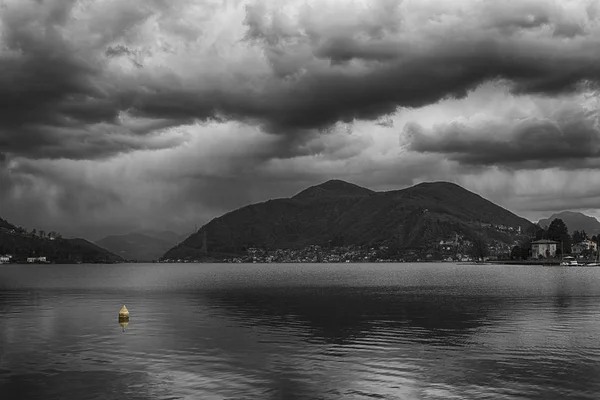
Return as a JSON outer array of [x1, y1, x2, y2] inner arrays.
[[132, 228, 189, 243], [0, 217, 17, 231], [0, 217, 123, 263], [538, 211, 600, 236], [293, 179, 375, 200], [95, 231, 183, 261], [162, 180, 535, 261]]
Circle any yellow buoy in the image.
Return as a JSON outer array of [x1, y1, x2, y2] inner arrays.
[[119, 305, 129, 318], [119, 318, 129, 330], [118, 305, 130, 332]]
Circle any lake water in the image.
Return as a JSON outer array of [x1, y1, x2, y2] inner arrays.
[[1, 263, 600, 399]]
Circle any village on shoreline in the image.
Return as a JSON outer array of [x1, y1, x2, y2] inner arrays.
[[2, 216, 598, 266]]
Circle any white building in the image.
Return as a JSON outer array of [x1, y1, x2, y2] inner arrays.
[[572, 240, 597, 255], [26, 256, 47, 263], [531, 240, 559, 258], [581, 239, 597, 251]]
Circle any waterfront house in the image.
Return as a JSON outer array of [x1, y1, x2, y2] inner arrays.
[[572, 240, 597, 255], [0, 255, 11, 264], [26, 256, 47, 263], [531, 239, 559, 258], [583, 239, 596, 250]]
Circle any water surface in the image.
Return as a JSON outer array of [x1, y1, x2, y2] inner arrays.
[[1, 263, 600, 399]]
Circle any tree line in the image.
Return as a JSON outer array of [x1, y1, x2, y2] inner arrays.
[[510, 218, 598, 260]]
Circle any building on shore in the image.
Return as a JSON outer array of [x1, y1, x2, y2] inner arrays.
[[572, 239, 597, 255], [530, 239, 559, 259], [26, 256, 47, 263]]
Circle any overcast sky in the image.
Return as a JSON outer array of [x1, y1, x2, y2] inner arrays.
[[1, 0, 600, 240]]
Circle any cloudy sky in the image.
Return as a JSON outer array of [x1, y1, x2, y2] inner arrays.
[[1, 0, 600, 240]]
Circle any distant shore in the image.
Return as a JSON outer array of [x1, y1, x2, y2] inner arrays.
[[486, 260, 561, 266], [4, 259, 599, 266]]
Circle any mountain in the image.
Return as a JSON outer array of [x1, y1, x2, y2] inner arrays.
[[538, 211, 600, 236], [0, 217, 123, 263], [163, 180, 535, 260], [95, 230, 187, 261], [0, 217, 17, 231], [293, 179, 375, 199], [134, 229, 189, 243]]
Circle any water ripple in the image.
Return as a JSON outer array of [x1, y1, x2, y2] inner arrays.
[[2, 263, 600, 399]]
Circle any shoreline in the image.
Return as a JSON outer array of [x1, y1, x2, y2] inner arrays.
[[486, 260, 561, 266], [2, 260, 599, 267]]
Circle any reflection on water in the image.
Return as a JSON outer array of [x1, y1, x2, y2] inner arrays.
[[1, 263, 600, 399], [119, 316, 129, 331], [118, 305, 130, 332]]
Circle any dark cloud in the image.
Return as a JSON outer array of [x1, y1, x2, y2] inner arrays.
[[553, 21, 586, 38], [514, 193, 600, 214], [405, 105, 600, 169], [2, 0, 600, 239], [0, 0, 172, 160], [2, 0, 600, 161], [0, 120, 432, 240], [487, 2, 552, 34], [96, 9, 600, 137], [1, 122, 188, 161], [0, 156, 132, 238], [105, 44, 134, 58], [3, 159, 123, 213], [105, 44, 143, 67], [1, 3, 107, 126]]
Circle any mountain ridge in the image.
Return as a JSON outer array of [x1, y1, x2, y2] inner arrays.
[[538, 211, 600, 235], [0, 217, 123, 263], [163, 180, 534, 261], [95, 230, 188, 261], [293, 179, 376, 200]]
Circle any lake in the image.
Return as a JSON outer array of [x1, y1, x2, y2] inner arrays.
[[1, 263, 600, 399]]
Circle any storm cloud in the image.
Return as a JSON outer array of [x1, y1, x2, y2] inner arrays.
[[2, 0, 600, 238], [2, 0, 600, 160], [405, 99, 600, 169]]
